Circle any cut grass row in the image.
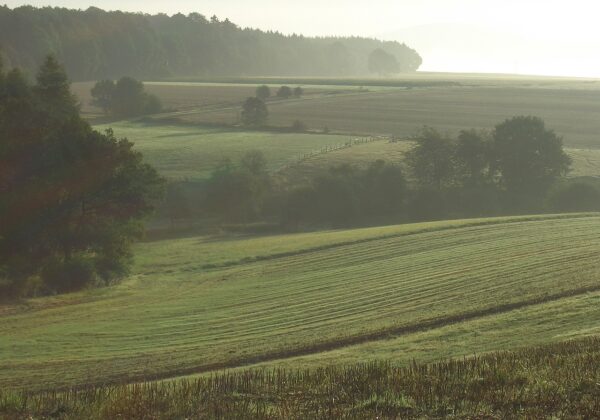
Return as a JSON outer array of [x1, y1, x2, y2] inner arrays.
[[234, 287, 600, 373], [4, 336, 600, 418], [1, 214, 599, 390]]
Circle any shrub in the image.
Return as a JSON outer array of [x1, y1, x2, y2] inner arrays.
[[407, 188, 447, 221], [276, 86, 293, 99], [42, 257, 97, 294], [143, 93, 163, 114], [256, 85, 271, 100], [548, 182, 600, 212], [241, 97, 268, 126]]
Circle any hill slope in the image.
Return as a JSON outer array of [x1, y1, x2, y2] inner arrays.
[[1, 214, 599, 391]]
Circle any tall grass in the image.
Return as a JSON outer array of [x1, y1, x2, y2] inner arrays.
[[2, 336, 600, 419]]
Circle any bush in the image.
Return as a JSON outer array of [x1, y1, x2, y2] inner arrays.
[[42, 257, 97, 294], [91, 77, 162, 117], [276, 86, 293, 99], [256, 85, 271, 100], [143, 93, 163, 114], [0, 275, 16, 301], [407, 188, 447, 221], [241, 97, 268, 126], [548, 182, 600, 212]]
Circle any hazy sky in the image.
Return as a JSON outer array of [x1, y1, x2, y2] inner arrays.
[[6, 0, 600, 77]]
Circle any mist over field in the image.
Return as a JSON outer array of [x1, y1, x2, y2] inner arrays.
[[3, 1, 600, 418], [5, 0, 600, 77]]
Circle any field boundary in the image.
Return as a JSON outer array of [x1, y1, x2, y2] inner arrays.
[[276, 135, 391, 173]]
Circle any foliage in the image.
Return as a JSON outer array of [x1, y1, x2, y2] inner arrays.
[[548, 182, 600, 212], [405, 127, 456, 190], [164, 183, 192, 225], [241, 97, 268, 126], [205, 151, 271, 222], [454, 129, 493, 186], [493, 116, 572, 209], [276, 85, 293, 99], [283, 161, 407, 227], [91, 77, 162, 117], [402, 118, 572, 217], [0, 57, 164, 297], [255, 85, 271, 100], [0, 6, 422, 81], [368, 48, 400, 75], [293, 86, 304, 97], [90, 79, 114, 112]]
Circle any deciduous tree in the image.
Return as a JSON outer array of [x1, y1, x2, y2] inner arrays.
[[241, 97, 268, 126], [0, 56, 164, 298], [493, 116, 571, 208]]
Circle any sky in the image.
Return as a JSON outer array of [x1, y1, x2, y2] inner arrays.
[[6, 0, 600, 77]]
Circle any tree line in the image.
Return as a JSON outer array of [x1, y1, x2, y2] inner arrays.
[[0, 6, 422, 81], [176, 116, 599, 229]]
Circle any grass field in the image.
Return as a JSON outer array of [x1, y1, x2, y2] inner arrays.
[[175, 86, 600, 148], [4, 336, 600, 418], [93, 121, 354, 180], [72, 81, 353, 118], [92, 121, 600, 182], [75, 74, 600, 149], [1, 214, 600, 391]]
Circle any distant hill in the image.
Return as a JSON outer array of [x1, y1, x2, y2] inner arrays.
[[0, 6, 422, 81]]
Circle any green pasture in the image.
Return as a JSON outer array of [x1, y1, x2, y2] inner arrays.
[[1, 214, 600, 390], [93, 121, 352, 180]]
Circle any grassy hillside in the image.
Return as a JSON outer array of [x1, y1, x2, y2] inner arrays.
[[1, 214, 600, 391], [4, 336, 600, 418]]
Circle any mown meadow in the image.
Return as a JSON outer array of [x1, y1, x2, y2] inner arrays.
[[1, 214, 600, 392]]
